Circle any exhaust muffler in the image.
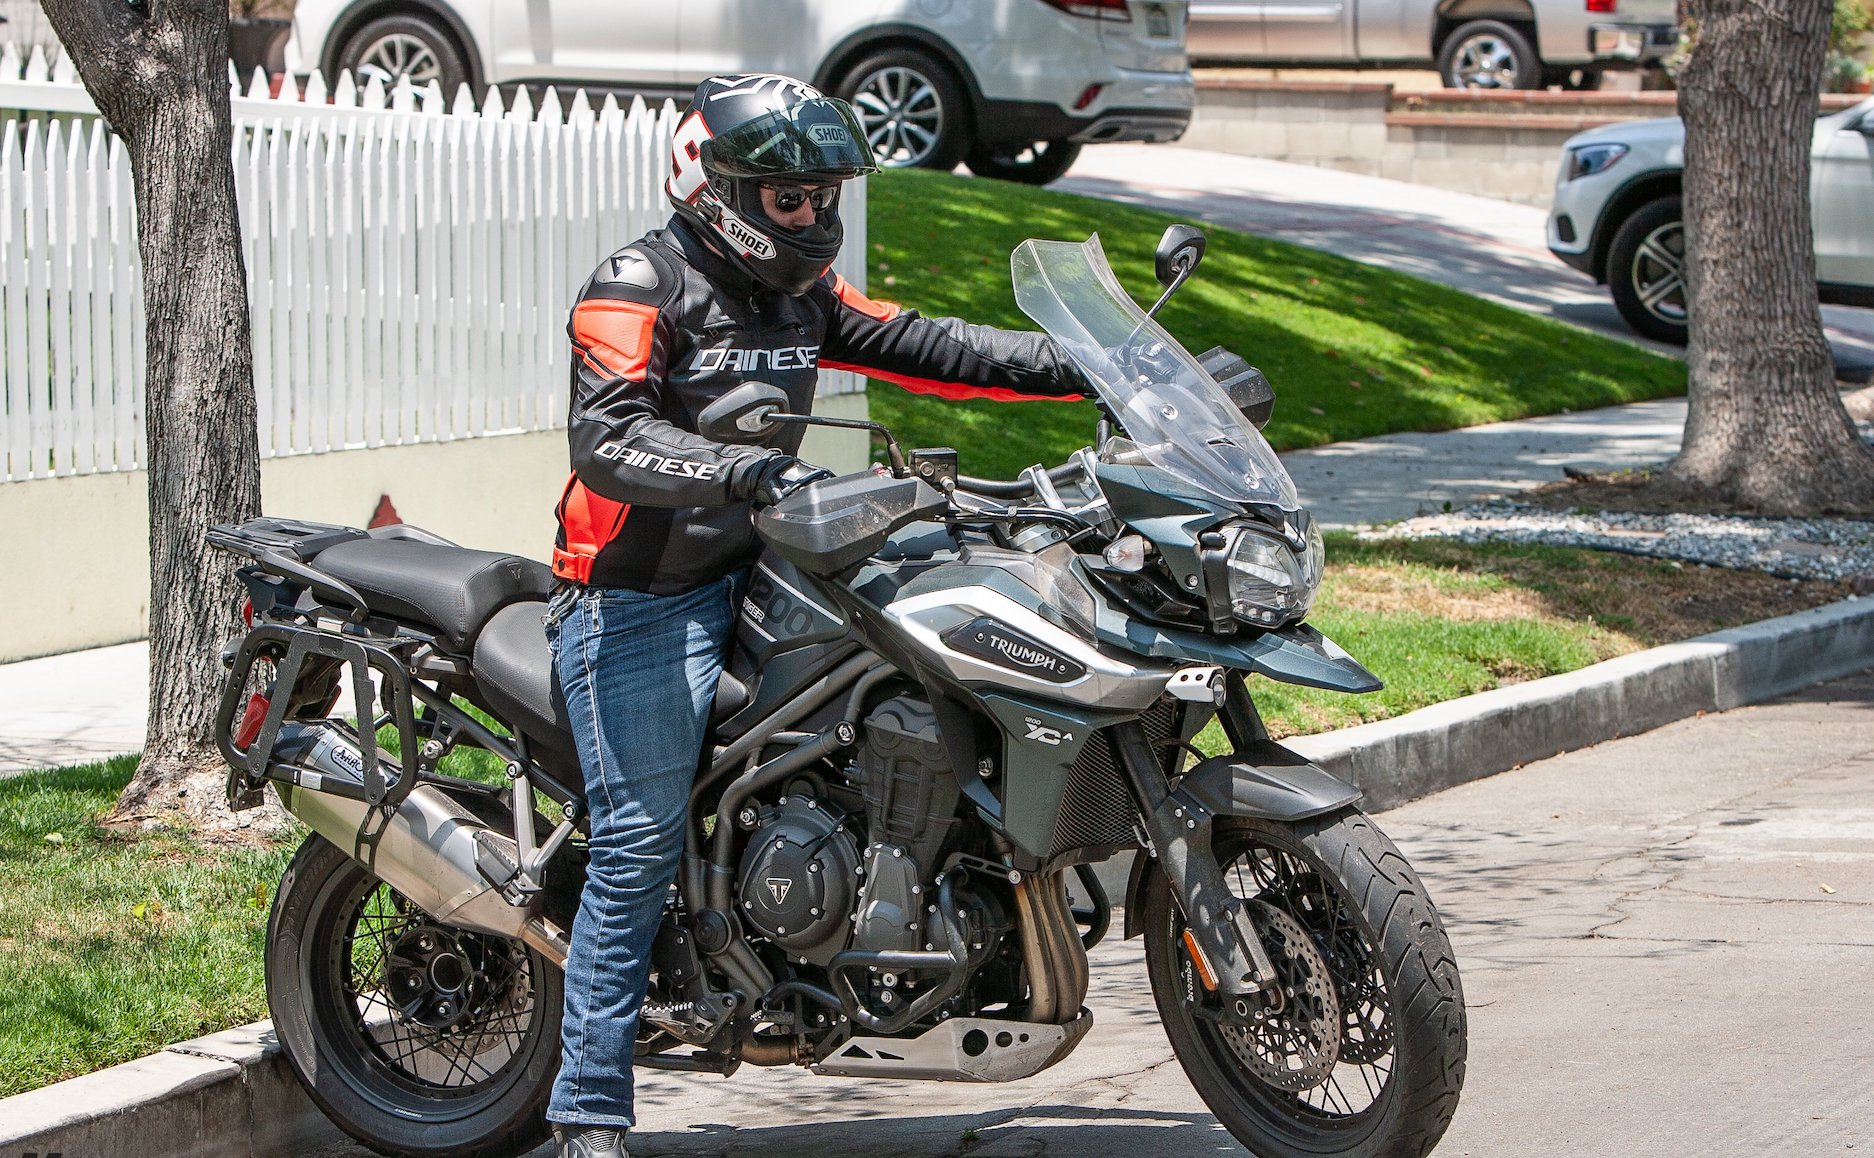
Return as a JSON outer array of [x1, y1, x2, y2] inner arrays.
[[267, 722, 570, 967]]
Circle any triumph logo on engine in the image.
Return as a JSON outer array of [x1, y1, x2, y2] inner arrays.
[[765, 878, 793, 906], [941, 617, 1088, 684]]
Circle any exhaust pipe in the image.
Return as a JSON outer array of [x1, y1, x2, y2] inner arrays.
[[268, 722, 571, 968]]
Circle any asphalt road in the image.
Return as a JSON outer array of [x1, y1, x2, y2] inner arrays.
[[308, 670, 1874, 1157]]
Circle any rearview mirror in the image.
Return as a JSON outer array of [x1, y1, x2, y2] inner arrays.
[[1154, 225, 1207, 288], [697, 382, 790, 443]]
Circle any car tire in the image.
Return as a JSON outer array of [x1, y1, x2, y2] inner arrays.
[[337, 14, 469, 99], [963, 139, 1083, 185], [1606, 196, 1689, 345], [836, 49, 971, 171], [1437, 20, 1542, 90]]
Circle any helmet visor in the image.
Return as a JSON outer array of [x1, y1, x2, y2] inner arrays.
[[703, 97, 878, 181]]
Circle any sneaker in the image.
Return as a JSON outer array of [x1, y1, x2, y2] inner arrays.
[[554, 1124, 627, 1157]]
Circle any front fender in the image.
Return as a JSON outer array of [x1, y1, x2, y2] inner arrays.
[[1121, 741, 1361, 938]]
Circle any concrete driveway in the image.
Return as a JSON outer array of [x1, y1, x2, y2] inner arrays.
[[314, 670, 1874, 1157], [1059, 143, 1874, 365]]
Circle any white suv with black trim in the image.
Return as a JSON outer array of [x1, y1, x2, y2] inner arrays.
[[285, 0, 1194, 184], [1547, 96, 1874, 344]]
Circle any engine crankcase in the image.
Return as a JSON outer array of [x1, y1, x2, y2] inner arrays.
[[737, 794, 860, 966]]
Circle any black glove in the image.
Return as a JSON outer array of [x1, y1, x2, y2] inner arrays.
[[753, 456, 834, 505]]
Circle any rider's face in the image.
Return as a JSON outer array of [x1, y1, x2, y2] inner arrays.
[[758, 182, 837, 229]]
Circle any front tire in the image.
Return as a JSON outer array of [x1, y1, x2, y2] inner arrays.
[[1143, 811, 1465, 1158], [836, 49, 971, 171], [337, 14, 470, 99], [267, 835, 560, 1158], [1606, 196, 1689, 345]]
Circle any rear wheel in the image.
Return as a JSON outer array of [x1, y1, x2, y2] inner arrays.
[[1607, 196, 1689, 345], [267, 835, 560, 1158], [964, 139, 1083, 185], [1143, 811, 1465, 1158], [1437, 20, 1541, 90]]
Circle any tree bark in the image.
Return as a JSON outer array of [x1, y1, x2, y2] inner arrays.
[[39, 0, 264, 826], [1665, 0, 1874, 514]]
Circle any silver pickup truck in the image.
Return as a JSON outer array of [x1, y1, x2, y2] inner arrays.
[[1189, 0, 1678, 89]]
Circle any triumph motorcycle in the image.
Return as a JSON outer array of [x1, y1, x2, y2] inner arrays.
[[212, 228, 1465, 1158]]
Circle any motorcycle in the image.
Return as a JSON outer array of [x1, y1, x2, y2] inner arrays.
[[211, 227, 1465, 1158]]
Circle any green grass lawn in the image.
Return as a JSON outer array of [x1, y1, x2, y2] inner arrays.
[[863, 168, 1685, 478]]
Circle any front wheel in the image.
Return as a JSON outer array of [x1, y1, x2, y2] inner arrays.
[[267, 835, 561, 1158], [1606, 196, 1689, 345], [1142, 811, 1465, 1158]]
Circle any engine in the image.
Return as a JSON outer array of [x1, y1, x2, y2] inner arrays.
[[736, 794, 861, 967]]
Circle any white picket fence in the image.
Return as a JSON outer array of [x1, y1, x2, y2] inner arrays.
[[0, 44, 868, 483]]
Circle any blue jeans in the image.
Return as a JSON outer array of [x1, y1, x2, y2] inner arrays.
[[544, 576, 736, 1128]]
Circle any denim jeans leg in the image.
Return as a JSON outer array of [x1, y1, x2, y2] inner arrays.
[[545, 576, 734, 1128]]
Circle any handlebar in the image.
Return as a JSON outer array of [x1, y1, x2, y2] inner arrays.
[[953, 462, 1084, 499]]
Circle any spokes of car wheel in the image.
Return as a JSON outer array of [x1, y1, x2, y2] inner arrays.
[[1204, 842, 1397, 1118], [1453, 37, 1516, 88], [355, 33, 440, 87], [337, 883, 538, 1095], [851, 66, 944, 167], [1633, 223, 1688, 322]]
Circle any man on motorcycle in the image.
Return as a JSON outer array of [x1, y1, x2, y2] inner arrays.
[[544, 73, 1088, 1157]]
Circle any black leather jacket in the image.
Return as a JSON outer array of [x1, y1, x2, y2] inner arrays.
[[553, 217, 1087, 593]]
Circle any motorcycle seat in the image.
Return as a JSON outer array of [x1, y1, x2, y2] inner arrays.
[[472, 601, 752, 791], [311, 539, 555, 653]]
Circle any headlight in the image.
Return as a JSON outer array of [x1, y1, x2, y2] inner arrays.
[[1565, 143, 1629, 182], [1227, 521, 1324, 627]]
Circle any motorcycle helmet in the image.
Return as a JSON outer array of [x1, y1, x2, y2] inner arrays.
[[665, 74, 877, 296]]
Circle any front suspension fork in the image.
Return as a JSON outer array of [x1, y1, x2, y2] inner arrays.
[[1111, 707, 1279, 998]]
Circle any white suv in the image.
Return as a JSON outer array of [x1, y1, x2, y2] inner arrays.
[[285, 0, 1194, 184]]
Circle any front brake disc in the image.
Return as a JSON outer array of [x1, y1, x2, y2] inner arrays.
[[1219, 900, 1343, 1091]]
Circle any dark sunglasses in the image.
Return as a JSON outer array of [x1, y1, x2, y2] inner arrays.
[[762, 183, 839, 213]]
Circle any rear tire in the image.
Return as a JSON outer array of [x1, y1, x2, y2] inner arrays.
[[267, 834, 560, 1158], [1437, 20, 1541, 90], [1142, 810, 1465, 1158], [964, 139, 1083, 185], [1606, 196, 1689, 345]]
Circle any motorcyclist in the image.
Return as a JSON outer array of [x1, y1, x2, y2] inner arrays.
[[543, 73, 1089, 1157]]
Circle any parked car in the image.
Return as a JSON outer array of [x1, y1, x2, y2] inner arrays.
[[1546, 96, 1874, 344], [1187, 0, 1676, 90], [284, 0, 1194, 184]]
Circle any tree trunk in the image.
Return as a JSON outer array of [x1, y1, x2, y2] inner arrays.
[[1665, 0, 1874, 514], [39, 0, 264, 827]]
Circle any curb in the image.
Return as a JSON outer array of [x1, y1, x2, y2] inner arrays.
[[6, 597, 1872, 1157], [1284, 595, 1874, 811], [0, 1021, 340, 1158]]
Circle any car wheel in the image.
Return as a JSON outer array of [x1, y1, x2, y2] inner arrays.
[[1606, 196, 1689, 345], [963, 139, 1083, 185], [337, 14, 469, 98], [836, 49, 970, 171], [1437, 20, 1542, 90]]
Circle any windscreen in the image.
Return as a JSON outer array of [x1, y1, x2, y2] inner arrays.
[[1011, 235, 1299, 511]]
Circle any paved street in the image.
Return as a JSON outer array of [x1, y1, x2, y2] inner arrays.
[[301, 670, 1874, 1158]]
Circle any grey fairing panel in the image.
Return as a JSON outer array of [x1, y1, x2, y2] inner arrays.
[[1122, 741, 1362, 938], [1083, 576, 1382, 693]]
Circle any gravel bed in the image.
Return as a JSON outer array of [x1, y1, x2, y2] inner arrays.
[[1366, 501, 1874, 582]]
